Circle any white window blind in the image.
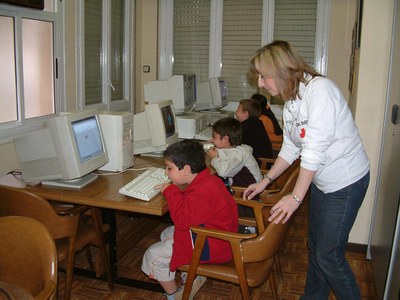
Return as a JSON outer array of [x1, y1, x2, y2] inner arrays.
[[273, 0, 317, 66], [173, 0, 210, 83], [85, 0, 103, 105], [110, 0, 124, 102], [221, 0, 263, 101]]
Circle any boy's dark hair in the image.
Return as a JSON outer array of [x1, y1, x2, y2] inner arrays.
[[163, 139, 206, 173], [250, 93, 268, 115], [239, 98, 262, 118], [212, 117, 242, 146], [251, 93, 283, 136]]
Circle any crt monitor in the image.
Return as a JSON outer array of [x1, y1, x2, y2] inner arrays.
[[195, 77, 228, 110], [14, 109, 109, 188], [144, 74, 197, 115], [133, 99, 179, 155]]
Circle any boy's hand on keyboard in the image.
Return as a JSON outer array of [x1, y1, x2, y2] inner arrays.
[[156, 182, 171, 193]]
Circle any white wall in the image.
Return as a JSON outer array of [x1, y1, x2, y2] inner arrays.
[[327, 0, 357, 102], [349, 0, 394, 244]]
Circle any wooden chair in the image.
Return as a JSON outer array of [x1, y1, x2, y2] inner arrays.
[[0, 216, 57, 300], [0, 185, 114, 300], [178, 199, 291, 300], [229, 159, 301, 285]]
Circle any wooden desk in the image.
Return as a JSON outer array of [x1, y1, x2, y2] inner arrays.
[[25, 156, 168, 216], [25, 155, 168, 292]]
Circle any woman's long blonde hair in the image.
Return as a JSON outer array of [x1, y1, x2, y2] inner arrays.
[[249, 40, 321, 101]]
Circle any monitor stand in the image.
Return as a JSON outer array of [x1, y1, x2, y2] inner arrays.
[[41, 173, 98, 189]]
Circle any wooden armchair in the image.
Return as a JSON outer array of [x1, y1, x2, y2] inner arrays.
[[231, 159, 301, 282], [0, 185, 113, 300], [178, 199, 291, 300], [0, 216, 57, 300]]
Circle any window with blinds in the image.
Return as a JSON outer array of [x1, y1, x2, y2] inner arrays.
[[173, 0, 210, 83], [169, 0, 318, 103], [274, 0, 317, 66], [82, 0, 130, 109], [221, 0, 263, 101]]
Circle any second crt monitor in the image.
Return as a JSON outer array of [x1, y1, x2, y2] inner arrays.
[[133, 99, 179, 155], [195, 77, 228, 110]]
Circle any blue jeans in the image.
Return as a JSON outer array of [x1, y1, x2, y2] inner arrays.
[[300, 172, 370, 300]]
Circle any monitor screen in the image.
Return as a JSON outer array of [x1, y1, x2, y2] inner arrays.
[[161, 105, 176, 138], [219, 80, 228, 102], [72, 117, 104, 163], [210, 78, 228, 108]]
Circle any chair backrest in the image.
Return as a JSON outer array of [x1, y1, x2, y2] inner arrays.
[[270, 159, 300, 191], [0, 185, 78, 239], [241, 213, 291, 263], [0, 216, 57, 299], [259, 159, 301, 204]]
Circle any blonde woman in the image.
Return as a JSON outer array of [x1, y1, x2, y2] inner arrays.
[[243, 40, 370, 300]]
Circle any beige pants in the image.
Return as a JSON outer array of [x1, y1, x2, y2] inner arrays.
[[141, 225, 175, 282]]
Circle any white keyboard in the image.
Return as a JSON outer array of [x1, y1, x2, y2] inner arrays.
[[119, 167, 169, 201], [194, 126, 213, 141]]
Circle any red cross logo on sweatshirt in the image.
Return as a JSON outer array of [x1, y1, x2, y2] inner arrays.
[[300, 128, 306, 138]]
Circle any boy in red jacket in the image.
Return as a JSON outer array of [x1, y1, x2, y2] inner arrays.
[[141, 139, 238, 299]]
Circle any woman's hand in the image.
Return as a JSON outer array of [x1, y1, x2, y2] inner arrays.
[[268, 194, 301, 224], [243, 180, 269, 200]]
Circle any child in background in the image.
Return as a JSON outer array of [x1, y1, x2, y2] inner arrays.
[[235, 98, 273, 159], [141, 139, 238, 300], [251, 93, 283, 155], [207, 117, 262, 188]]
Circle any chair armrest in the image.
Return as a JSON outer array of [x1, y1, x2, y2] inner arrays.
[[234, 198, 273, 233], [190, 226, 256, 243], [231, 185, 280, 199], [33, 280, 56, 300], [234, 198, 273, 209], [51, 203, 90, 216], [238, 216, 257, 227], [259, 188, 280, 197]]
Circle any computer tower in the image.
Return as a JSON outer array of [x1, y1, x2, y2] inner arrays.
[[98, 112, 134, 171]]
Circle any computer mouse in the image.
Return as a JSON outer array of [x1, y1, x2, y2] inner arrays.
[[203, 143, 214, 151]]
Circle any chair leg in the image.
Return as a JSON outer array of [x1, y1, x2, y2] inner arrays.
[[273, 254, 283, 281], [64, 238, 77, 300], [269, 272, 278, 300], [91, 207, 114, 290], [85, 246, 95, 270]]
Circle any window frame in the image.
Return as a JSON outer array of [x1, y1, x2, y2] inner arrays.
[[76, 0, 134, 112], [0, 1, 63, 144]]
